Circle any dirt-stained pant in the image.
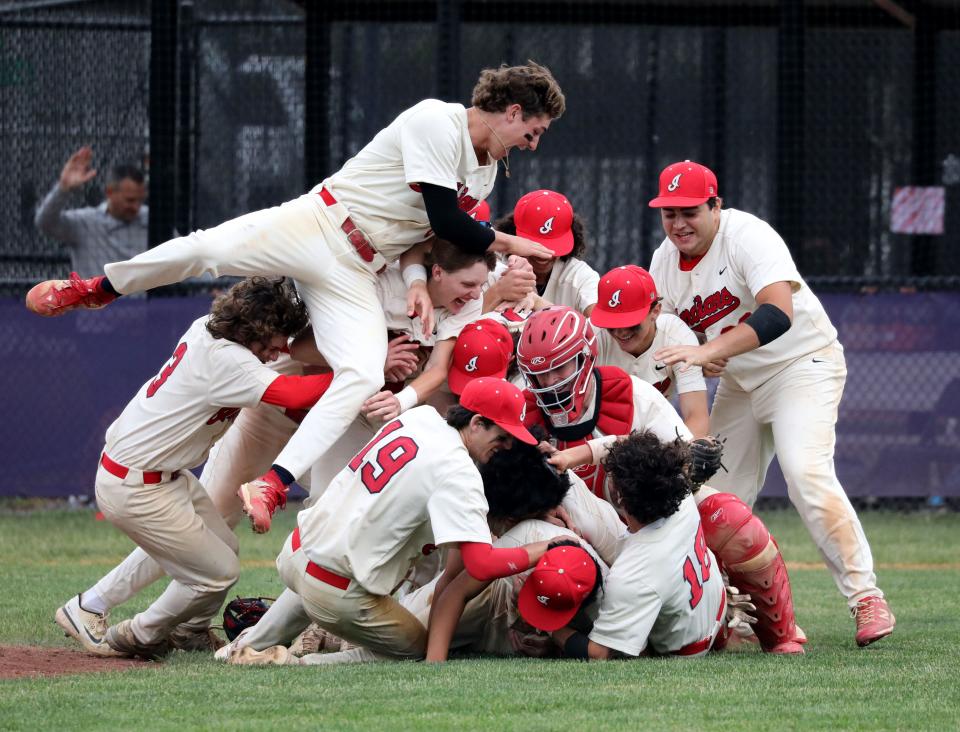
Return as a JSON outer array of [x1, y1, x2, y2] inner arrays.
[[275, 530, 427, 660], [103, 192, 388, 480], [89, 405, 301, 614], [707, 341, 880, 608], [95, 465, 239, 645]]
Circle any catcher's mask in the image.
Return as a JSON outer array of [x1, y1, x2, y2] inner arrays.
[[517, 306, 597, 426]]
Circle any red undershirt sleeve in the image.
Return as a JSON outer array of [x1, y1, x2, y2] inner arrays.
[[459, 542, 531, 582], [260, 373, 335, 410]]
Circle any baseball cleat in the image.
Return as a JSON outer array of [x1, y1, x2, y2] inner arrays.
[[290, 624, 345, 657], [25, 273, 117, 317], [104, 619, 171, 661], [55, 594, 122, 657], [853, 595, 895, 647], [229, 644, 301, 666], [238, 473, 288, 534], [169, 625, 226, 652], [767, 640, 805, 655], [214, 627, 251, 662]]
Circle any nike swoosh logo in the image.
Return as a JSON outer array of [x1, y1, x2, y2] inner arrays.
[[655, 364, 666, 371], [812, 358, 827, 363], [719, 267, 727, 275]]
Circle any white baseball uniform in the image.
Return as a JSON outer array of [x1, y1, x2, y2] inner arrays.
[[296, 518, 609, 665], [540, 257, 599, 312], [87, 353, 305, 616], [94, 317, 284, 645], [594, 314, 706, 400], [275, 406, 493, 659], [589, 495, 725, 657], [649, 207, 880, 607], [101, 99, 497, 481]]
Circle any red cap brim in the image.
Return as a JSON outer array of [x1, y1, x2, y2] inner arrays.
[[648, 194, 710, 208], [517, 578, 579, 632], [516, 227, 575, 257], [497, 420, 538, 445], [590, 304, 652, 329]]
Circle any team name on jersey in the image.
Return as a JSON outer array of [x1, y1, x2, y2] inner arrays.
[[677, 287, 741, 334]]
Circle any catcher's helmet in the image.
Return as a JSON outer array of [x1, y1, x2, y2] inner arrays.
[[517, 306, 597, 425]]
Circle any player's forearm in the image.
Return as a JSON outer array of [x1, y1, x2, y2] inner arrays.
[[288, 328, 330, 367], [425, 578, 469, 662], [678, 392, 710, 439]]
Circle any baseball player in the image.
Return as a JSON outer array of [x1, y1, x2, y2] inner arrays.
[[56, 278, 343, 659], [213, 325, 518, 661], [647, 160, 894, 647], [538, 431, 726, 659], [229, 378, 554, 664], [26, 62, 564, 536], [232, 437, 610, 665], [486, 190, 599, 315], [591, 265, 710, 437], [521, 306, 804, 653]]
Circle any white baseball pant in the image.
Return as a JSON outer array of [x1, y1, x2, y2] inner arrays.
[[88, 405, 303, 614], [103, 193, 389, 480], [94, 465, 240, 645], [707, 342, 881, 608]]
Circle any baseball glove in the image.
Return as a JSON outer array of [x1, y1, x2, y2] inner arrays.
[[687, 436, 726, 490], [222, 596, 273, 641]]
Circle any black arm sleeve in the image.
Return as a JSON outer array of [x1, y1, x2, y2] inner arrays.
[[743, 302, 791, 346], [562, 631, 591, 660], [419, 182, 496, 255]]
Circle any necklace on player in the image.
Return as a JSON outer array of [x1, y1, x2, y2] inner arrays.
[[478, 116, 511, 178]]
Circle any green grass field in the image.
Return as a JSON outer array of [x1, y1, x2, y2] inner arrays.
[[1, 504, 958, 731]]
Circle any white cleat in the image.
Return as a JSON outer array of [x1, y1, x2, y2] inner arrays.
[[229, 645, 301, 666], [55, 594, 122, 657]]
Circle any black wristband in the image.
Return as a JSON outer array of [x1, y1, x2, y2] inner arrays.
[[271, 464, 295, 486], [562, 631, 590, 660], [744, 302, 791, 346]]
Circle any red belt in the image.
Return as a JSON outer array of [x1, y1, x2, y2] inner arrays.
[[318, 187, 378, 264], [674, 586, 727, 657], [292, 527, 351, 591], [100, 453, 164, 484]]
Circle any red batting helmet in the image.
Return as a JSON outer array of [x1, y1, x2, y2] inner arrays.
[[517, 306, 597, 426]]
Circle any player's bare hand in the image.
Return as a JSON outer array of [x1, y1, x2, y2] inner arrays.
[[384, 335, 421, 380], [494, 257, 537, 303], [702, 357, 728, 378], [362, 390, 402, 422], [495, 233, 554, 262], [406, 280, 435, 338], [59, 146, 97, 191], [653, 344, 711, 372], [544, 506, 582, 537]]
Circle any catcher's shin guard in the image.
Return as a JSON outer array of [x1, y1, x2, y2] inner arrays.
[[698, 492, 803, 654]]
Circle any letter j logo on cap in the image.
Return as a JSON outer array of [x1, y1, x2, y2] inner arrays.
[[539, 216, 555, 235], [464, 355, 479, 373], [608, 289, 622, 308], [667, 173, 682, 192]]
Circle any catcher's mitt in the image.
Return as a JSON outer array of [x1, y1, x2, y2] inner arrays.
[[222, 596, 273, 641], [687, 436, 726, 490]]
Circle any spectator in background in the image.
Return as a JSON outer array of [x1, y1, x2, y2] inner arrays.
[[35, 146, 148, 277]]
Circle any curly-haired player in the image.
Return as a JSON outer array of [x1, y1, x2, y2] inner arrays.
[[545, 431, 726, 659], [55, 278, 341, 659]]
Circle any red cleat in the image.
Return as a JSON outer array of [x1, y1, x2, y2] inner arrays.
[[238, 470, 288, 534], [853, 595, 895, 647], [25, 273, 117, 317]]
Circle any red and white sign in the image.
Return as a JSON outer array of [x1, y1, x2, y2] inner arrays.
[[891, 186, 945, 235]]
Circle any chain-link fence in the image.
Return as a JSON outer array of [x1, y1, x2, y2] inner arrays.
[[1, 0, 959, 500]]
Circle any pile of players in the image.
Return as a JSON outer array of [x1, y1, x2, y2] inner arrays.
[[31, 61, 894, 666]]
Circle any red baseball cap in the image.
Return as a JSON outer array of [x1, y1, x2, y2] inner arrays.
[[459, 377, 537, 445], [590, 265, 659, 329], [514, 190, 575, 256], [518, 544, 598, 631], [447, 319, 513, 396], [648, 160, 719, 208], [469, 200, 491, 224]]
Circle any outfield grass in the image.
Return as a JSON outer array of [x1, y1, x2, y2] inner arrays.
[[1, 504, 958, 731]]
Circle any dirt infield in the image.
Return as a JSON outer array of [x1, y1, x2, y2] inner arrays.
[[0, 645, 154, 679]]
